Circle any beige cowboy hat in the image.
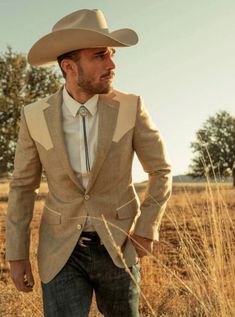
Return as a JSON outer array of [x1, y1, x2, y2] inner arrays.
[[27, 9, 138, 66]]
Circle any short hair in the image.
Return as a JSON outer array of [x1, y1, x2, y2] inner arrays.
[[57, 49, 81, 78]]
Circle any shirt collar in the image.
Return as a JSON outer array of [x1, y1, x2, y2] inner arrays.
[[63, 86, 99, 118]]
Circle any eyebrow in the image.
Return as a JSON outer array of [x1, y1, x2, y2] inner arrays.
[[94, 48, 116, 56]]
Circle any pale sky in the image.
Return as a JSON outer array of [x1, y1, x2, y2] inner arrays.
[[0, 0, 235, 182]]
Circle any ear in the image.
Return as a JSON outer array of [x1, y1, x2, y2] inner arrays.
[[61, 59, 76, 77]]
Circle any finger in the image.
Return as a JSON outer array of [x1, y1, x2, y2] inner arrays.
[[19, 282, 33, 292], [25, 264, 35, 288], [12, 274, 33, 292], [134, 245, 147, 258], [23, 280, 34, 291], [137, 251, 146, 258], [10, 267, 34, 292], [135, 243, 152, 257]]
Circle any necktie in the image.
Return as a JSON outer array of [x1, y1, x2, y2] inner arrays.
[[79, 105, 91, 173]]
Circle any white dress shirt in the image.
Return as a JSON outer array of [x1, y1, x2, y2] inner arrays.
[[62, 86, 99, 230]]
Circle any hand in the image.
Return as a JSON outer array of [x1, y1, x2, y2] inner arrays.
[[131, 234, 153, 258], [9, 259, 34, 292]]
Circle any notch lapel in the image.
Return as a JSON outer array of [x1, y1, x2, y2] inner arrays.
[[44, 89, 84, 193], [86, 93, 119, 192]]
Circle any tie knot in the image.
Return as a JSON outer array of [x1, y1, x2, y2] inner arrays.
[[79, 105, 89, 117]]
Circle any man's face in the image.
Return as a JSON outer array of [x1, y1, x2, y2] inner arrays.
[[74, 47, 116, 94]]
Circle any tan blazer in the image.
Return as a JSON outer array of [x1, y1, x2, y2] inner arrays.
[[6, 88, 172, 283]]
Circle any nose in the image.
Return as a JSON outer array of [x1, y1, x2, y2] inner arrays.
[[106, 56, 115, 70]]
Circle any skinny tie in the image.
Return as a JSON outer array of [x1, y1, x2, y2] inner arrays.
[[79, 105, 91, 172]]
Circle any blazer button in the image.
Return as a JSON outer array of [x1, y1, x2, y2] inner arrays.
[[84, 195, 90, 200], [77, 224, 82, 230]]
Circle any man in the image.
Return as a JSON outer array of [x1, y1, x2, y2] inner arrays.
[[6, 9, 172, 317]]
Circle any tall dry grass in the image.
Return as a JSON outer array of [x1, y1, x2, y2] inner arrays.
[[137, 182, 235, 316], [0, 181, 234, 316]]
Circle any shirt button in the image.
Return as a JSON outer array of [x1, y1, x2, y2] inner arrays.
[[84, 195, 90, 200], [77, 224, 82, 230]]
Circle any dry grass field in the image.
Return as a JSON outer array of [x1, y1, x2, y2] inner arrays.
[[0, 181, 235, 316]]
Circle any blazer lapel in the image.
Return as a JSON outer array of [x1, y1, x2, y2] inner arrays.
[[44, 89, 85, 193], [86, 92, 119, 192]]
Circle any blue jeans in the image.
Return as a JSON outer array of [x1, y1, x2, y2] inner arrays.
[[41, 242, 140, 317]]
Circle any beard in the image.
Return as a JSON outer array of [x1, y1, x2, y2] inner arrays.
[[76, 63, 114, 95]]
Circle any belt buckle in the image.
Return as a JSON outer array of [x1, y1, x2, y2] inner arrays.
[[78, 236, 92, 247], [78, 232, 103, 247]]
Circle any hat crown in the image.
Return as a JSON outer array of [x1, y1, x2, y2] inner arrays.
[[52, 9, 109, 33], [28, 9, 138, 66]]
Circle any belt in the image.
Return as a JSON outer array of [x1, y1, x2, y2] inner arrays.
[[78, 231, 102, 247]]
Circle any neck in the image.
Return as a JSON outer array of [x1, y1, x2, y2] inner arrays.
[[65, 82, 94, 104]]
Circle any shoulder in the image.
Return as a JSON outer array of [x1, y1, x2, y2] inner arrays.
[[23, 89, 62, 124], [111, 89, 140, 142], [112, 89, 140, 105], [21, 89, 61, 150], [23, 97, 50, 125], [24, 89, 61, 115], [24, 95, 50, 112]]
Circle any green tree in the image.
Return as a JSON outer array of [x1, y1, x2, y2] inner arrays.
[[0, 47, 62, 176], [189, 111, 235, 181]]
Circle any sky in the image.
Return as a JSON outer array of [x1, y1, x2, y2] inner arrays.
[[0, 0, 235, 182]]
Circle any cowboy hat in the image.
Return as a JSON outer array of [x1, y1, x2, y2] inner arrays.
[[27, 9, 138, 66]]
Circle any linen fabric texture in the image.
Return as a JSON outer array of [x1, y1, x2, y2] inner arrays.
[[6, 88, 172, 283]]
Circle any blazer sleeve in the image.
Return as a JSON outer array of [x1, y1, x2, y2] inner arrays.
[[6, 107, 42, 261], [133, 96, 172, 241]]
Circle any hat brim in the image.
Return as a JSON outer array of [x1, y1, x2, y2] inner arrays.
[[27, 28, 138, 66]]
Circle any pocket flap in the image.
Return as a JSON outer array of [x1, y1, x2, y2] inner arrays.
[[116, 198, 139, 219], [42, 206, 61, 224]]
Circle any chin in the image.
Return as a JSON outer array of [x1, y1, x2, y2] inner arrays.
[[98, 85, 113, 94]]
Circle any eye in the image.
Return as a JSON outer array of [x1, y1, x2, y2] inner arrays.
[[96, 54, 106, 60]]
